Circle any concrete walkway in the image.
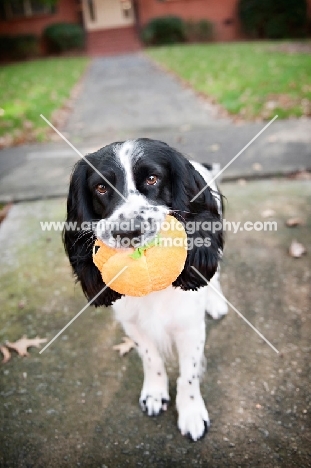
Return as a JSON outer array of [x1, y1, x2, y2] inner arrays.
[[1, 179, 310, 467], [0, 53, 310, 202], [1, 52, 311, 467]]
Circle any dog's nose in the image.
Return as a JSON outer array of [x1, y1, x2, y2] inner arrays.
[[111, 220, 143, 241]]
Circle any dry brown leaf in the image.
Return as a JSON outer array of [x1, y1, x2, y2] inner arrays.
[[0, 345, 11, 364], [6, 336, 47, 357], [289, 240, 307, 258], [252, 163, 262, 171], [0, 203, 12, 223], [113, 337, 136, 356], [286, 217, 304, 227], [261, 209, 276, 218], [289, 171, 311, 181], [268, 135, 278, 143], [209, 143, 220, 152]]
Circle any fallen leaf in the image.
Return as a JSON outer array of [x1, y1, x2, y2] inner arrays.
[[0, 345, 11, 364], [289, 171, 311, 181], [0, 203, 12, 223], [289, 240, 307, 258], [209, 143, 220, 152], [261, 209, 276, 218], [265, 101, 277, 110], [22, 120, 33, 130], [113, 337, 136, 356], [268, 135, 278, 143], [6, 336, 47, 357], [286, 217, 304, 227]]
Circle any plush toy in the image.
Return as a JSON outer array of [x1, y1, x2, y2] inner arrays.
[[92, 215, 187, 297]]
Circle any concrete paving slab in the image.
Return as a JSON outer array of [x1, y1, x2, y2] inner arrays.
[[1, 179, 310, 467], [63, 54, 224, 143], [0, 54, 310, 202], [0, 117, 310, 203], [0, 143, 96, 203]]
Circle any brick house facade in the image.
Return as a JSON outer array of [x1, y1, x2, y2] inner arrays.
[[0, 0, 310, 56], [137, 0, 241, 42], [0, 0, 81, 37]]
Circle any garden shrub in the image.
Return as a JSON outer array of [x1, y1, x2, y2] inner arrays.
[[0, 34, 39, 60], [13, 34, 39, 59], [185, 19, 214, 42], [141, 16, 186, 45], [238, 0, 308, 39], [44, 23, 85, 53], [0, 35, 13, 59]]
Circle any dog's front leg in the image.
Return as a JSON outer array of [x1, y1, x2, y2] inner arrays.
[[174, 322, 210, 441], [121, 321, 170, 416], [205, 269, 228, 320]]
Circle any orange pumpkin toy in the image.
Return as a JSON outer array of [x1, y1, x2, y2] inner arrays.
[[92, 215, 187, 297]]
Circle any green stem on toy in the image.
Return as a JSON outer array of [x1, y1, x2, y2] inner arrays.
[[129, 234, 161, 260]]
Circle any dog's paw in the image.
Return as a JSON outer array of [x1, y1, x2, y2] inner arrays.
[[139, 385, 170, 416], [176, 392, 210, 441], [112, 336, 136, 356], [205, 293, 228, 320]]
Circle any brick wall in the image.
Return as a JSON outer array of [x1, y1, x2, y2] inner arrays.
[[1, 0, 311, 52], [0, 0, 80, 37], [137, 0, 244, 41], [137, 0, 311, 42]]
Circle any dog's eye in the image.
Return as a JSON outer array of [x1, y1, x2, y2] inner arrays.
[[146, 175, 158, 186], [96, 184, 107, 194]]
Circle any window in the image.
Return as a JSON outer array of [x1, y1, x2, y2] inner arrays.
[[3, 0, 53, 19], [87, 0, 95, 22], [120, 0, 132, 19]]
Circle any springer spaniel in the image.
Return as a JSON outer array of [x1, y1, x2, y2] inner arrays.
[[63, 138, 228, 441]]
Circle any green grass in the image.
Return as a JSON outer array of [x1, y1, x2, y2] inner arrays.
[[147, 42, 311, 120], [0, 57, 89, 145]]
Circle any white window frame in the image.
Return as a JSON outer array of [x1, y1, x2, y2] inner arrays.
[[4, 0, 53, 19]]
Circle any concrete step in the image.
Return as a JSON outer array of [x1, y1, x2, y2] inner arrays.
[[87, 26, 142, 56]]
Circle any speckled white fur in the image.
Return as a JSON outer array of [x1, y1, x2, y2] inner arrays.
[[110, 145, 228, 441], [96, 141, 167, 248]]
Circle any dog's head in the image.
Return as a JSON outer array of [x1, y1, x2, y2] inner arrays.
[[63, 138, 223, 306]]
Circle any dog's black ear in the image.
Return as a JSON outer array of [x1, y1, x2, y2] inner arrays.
[[171, 157, 223, 290], [63, 160, 122, 307]]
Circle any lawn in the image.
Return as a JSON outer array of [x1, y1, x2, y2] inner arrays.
[[0, 57, 89, 146], [147, 42, 311, 120]]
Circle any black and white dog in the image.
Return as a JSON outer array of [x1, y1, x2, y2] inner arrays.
[[63, 138, 228, 441]]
